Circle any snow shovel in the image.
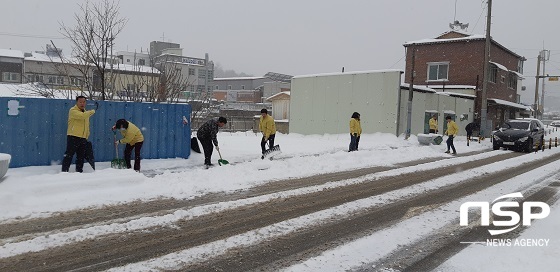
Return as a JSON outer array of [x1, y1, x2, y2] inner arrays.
[[217, 148, 229, 166], [262, 142, 282, 159], [432, 135, 443, 145], [111, 131, 127, 169]]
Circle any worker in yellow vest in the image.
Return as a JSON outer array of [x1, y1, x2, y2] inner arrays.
[[349, 112, 362, 152], [445, 116, 458, 154]]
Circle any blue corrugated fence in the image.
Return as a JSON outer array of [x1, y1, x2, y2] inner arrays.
[[0, 97, 191, 168]]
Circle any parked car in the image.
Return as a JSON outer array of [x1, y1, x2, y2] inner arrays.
[[550, 120, 560, 128], [492, 118, 545, 152]]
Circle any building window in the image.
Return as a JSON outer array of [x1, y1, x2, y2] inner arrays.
[[427, 62, 449, 81], [198, 69, 206, 79], [215, 85, 219, 90], [138, 59, 145, 66], [241, 85, 245, 90], [189, 68, 195, 76], [71, 77, 82, 86], [126, 59, 130, 63], [507, 73, 517, 89], [489, 64, 498, 83], [501, 76, 505, 83], [2, 72, 21, 82], [227, 85, 232, 90], [56, 77, 64, 85], [517, 59, 524, 74]]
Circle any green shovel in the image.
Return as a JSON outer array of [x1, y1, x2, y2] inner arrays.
[[217, 147, 229, 166]]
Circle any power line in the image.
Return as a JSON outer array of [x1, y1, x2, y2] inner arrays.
[[0, 32, 66, 40], [389, 55, 405, 69]]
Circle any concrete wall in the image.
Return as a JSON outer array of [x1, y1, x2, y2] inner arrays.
[[290, 70, 402, 135]]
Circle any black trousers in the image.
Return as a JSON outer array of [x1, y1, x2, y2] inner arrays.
[[447, 135, 457, 153], [261, 134, 276, 154], [349, 134, 360, 151], [62, 135, 88, 172], [199, 137, 214, 165], [124, 141, 143, 171]]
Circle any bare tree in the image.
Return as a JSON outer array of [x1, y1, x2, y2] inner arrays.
[[59, 0, 127, 100], [150, 55, 196, 103], [112, 62, 160, 102]]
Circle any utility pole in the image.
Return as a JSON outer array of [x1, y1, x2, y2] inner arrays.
[[540, 50, 549, 118], [534, 53, 541, 118], [405, 44, 415, 139], [480, 0, 492, 137]]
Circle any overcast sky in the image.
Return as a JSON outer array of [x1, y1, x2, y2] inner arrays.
[[1, 0, 560, 104]]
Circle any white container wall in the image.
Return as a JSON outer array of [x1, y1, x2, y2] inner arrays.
[[290, 70, 403, 135], [398, 90, 475, 136]]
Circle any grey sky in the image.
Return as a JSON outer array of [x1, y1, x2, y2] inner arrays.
[[2, 0, 560, 105]]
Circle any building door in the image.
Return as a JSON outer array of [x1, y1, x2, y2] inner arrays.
[[424, 111, 437, 134]]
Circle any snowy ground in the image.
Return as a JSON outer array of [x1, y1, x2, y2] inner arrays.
[[1, 130, 559, 271]]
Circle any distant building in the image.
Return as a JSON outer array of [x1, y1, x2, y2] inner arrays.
[[149, 41, 214, 99], [403, 28, 527, 130], [116, 50, 150, 67], [213, 72, 292, 103], [0, 49, 24, 84]]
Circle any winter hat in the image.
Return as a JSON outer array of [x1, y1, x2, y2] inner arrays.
[[261, 109, 268, 114]]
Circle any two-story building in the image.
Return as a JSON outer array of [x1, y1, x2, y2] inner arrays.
[[0, 49, 24, 84], [403, 29, 528, 131]]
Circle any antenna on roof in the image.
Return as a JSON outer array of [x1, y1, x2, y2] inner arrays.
[[450, 0, 469, 31], [449, 20, 469, 31], [454, 0, 458, 22]]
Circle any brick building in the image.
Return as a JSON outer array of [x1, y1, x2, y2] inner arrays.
[[403, 30, 528, 131]]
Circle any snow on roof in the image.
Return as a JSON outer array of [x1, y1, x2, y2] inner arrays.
[[425, 85, 477, 90], [266, 91, 290, 101], [293, 69, 403, 79], [26, 52, 159, 74], [0, 49, 24, 59], [403, 34, 485, 46], [400, 83, 437, 93], [438, 92, 476, 99], [489, 98, 532, 111], [213, 77, 265, 81], [112, 63, 160, 74], [25, 52, 74, 63], [0, 83, 68, 98], [489, 61, 524, 79]]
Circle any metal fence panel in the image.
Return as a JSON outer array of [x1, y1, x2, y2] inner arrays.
[[0, 97, 191, 168]]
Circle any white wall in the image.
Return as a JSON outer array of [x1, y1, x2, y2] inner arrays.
[[398, 90, 475, 136], [290, 70, 402, 135], [272, 99, 290, 120]]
